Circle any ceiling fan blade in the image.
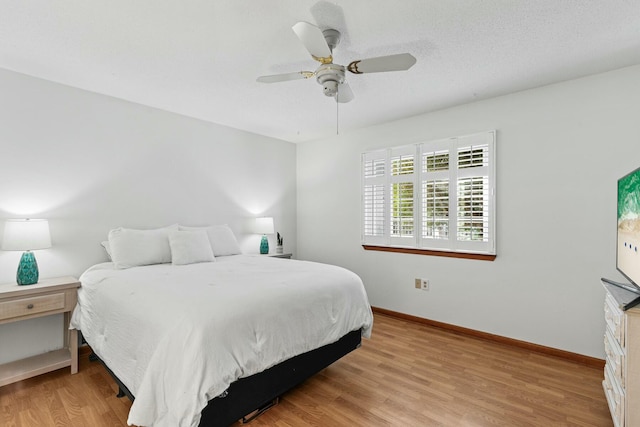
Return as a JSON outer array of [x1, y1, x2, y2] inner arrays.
[[292, 21, 333, 64], [336, 81, 354, 103], [256, 71, 314, 83], [347, 53, 417, 74]]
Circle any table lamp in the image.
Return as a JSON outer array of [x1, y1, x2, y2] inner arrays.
[[255, 217, 274, 254], [2, 219, 52, 285]]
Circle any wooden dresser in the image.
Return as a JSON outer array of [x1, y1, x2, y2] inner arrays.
[[602, 280, 640, 427]]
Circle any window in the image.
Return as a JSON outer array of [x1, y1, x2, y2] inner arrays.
[[362, 131, 496, 257]]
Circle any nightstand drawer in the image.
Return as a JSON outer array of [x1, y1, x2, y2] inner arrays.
[[0, 292, 66, 321]]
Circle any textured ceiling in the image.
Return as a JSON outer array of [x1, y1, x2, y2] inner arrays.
[[1, 1, 640, 143]]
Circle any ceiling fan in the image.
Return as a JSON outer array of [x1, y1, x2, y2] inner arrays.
[[257, 22, 417, 103]]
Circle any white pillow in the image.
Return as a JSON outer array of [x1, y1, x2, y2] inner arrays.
[[168, 230, 215, 266], [108, 224, 178, 269], [178, 224, 242, 256], [101, 241, 112, 260]]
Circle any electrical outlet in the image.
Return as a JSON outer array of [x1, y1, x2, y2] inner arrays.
[[414, 278, 421, 289], [421, 279, 429, 291]]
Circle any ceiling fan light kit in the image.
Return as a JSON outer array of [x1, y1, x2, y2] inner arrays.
[[316, 63, 345, 98], [257, 21, 417, 104]]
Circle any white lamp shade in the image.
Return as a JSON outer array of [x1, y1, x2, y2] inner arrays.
[[2, 219, 52, 251], [255, 217, 275, 235]]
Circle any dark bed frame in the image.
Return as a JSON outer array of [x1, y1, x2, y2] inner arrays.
[[92, 329, 362, 427]]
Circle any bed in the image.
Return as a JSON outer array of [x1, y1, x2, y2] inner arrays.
[[71, 253, 373, 427]]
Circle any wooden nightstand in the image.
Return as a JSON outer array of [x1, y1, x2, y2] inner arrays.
[[0, 276, 80, 387]]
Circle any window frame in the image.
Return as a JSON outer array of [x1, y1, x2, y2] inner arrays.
[[361, 131, 496, 259]]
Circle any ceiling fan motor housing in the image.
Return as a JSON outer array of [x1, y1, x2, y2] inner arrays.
[[316, 63, 345, 97], [322, 29, 341, 52]]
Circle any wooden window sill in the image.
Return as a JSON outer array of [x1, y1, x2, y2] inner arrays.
[[362, 245, 496, 261]]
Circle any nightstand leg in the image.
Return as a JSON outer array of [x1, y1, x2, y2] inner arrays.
[[64, 311, 78, 374], [70, 328, 78, 374]]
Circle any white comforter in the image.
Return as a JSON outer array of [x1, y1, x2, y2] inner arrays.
[[70, 255, 373, 427]]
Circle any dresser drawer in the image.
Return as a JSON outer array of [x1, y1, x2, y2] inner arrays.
[[605, 293, 625, 348], [604, 362, 625, 427], [0, 292, 66, 321], [606, 327, 626, 388]]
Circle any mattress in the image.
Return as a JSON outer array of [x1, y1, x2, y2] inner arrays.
[[70, 255, 373, 427]]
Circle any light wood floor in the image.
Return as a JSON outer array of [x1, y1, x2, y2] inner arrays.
[[0, 313, 613, 426]]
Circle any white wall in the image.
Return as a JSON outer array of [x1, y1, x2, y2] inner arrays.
[[0, 69, 296, 363], [297, 64, 640, 359]]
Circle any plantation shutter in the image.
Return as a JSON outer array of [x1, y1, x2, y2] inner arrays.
[[362, 150, 387, 245], [419, 138, 452, 250], [452, 132, 495, 254], [389, 145, 417, 246]]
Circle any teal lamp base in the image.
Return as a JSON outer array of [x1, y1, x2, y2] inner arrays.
[[260, 235, 269, 254], [17, 251, 39, 285]]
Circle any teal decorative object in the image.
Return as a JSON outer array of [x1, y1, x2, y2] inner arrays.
[[260, 235, 269, 254], [255, 217, 274, 254], [17, 251, 39, 285], [2, 219, 51, 286]]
